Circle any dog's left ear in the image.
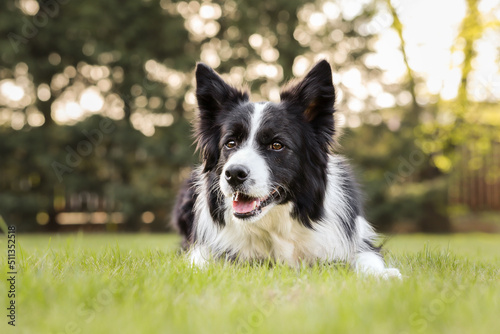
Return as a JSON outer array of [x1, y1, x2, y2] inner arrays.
[[195, 63, 249, 172], [280, 60, 336, 229], [280, 60, 336, 143]]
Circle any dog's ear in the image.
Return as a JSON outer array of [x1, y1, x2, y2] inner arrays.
[[280, 60, 336, 229], [195, 63, 249, 172], [280, 60, 336, 144]]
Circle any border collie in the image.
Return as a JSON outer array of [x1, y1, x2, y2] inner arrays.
[[172, 60, 401, 278]]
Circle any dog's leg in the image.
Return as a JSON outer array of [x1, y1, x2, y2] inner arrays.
[[354, 251, 402, 279], [354, 216, 402, 279], [188, 244, 212, 268]]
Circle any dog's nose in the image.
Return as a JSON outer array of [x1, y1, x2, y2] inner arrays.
[[225, 165, 250, 187]]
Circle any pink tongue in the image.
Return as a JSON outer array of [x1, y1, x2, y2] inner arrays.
[[233, 199, 259, 214]]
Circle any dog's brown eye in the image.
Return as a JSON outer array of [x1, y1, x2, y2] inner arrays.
[[270, 142, 283, 150], [225, 140, 237, 149]]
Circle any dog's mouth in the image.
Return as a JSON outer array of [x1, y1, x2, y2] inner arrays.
[[232, 189, 280, 219]]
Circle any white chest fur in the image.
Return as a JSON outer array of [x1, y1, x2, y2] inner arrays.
[[194, 199, 355, 267], [220, 203, 312, 264]]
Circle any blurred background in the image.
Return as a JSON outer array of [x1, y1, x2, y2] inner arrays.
[[0, 0, 499, 233]]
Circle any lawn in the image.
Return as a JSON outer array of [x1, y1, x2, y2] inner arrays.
[[1, 233, 499, 334]]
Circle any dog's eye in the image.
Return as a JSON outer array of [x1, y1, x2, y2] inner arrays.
[[225, 140, 237, 149], [270, 142, 283, 151]]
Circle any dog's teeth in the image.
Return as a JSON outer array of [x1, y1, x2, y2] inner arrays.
[[233, 192, 239, 201], [252, 201, 257, 210]]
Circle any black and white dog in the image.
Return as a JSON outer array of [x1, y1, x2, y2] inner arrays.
[[172, 60, 401, 278]]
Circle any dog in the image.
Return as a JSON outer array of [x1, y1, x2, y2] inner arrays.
[[172, 60, 401, 278]]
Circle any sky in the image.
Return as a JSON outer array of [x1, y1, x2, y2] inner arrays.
[[376, 0, 500, 102]]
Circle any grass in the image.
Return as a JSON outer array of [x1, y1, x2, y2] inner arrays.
[[1, 233, 499, 334]]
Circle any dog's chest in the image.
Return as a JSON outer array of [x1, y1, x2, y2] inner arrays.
[[220, 204, 316, 265]]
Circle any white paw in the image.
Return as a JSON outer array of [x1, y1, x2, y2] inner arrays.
[[380, 268, 402, 280], [189, 246, 210, 269], [190, 254, 208, 268], [356, 267, 403, 280]]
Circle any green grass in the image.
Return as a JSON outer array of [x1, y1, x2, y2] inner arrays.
[[1, 233, 499, 334]]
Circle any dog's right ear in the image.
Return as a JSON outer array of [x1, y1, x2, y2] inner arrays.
[[195, 63, 249, 172]]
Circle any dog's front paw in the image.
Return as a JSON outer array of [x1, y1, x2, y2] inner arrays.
[[380, 267, 402, 280], [355, 252, 402, 279], [189, 245, 211, 269], [357, 267, 403, 280]]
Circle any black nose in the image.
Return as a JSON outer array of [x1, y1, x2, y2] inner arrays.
[[225, 165, 250, 187]]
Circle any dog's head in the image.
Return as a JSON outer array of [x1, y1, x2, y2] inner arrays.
[[195, 60, 336, 227]]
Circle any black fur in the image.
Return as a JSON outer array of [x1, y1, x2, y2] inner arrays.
[[206, 171, 225, 227], [337, 160, 363, 239], [279, 60, 336, 228], [171, 174, 198, 249], [363, 239, 382, 254], [195, 63, 249, 173]]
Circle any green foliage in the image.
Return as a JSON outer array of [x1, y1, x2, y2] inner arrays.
[[0, 0, 391, 230], [0, 0, 498, 230], [342, 122, 450, 230], [412, 0, 500, 173]]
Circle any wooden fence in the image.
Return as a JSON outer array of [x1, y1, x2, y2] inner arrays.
[[449, 144, 500, 211]]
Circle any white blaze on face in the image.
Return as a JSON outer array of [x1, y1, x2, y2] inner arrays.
[[220, 102, 271, 198]]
